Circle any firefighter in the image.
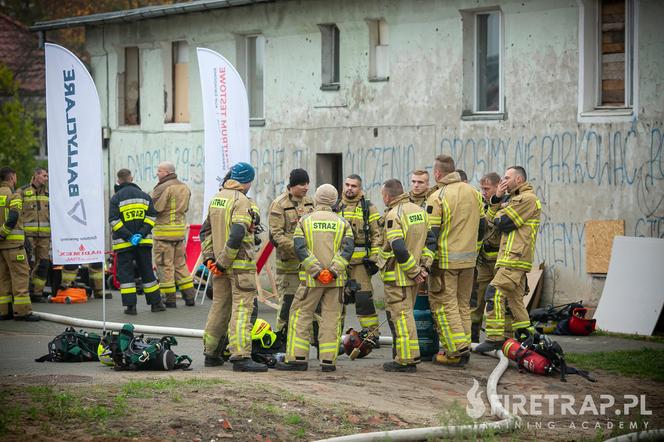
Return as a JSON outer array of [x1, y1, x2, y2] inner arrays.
[[470, 172, 502, 343], [18, 167, 50, 303], [268, 168, 314, 341], [202, 162, 268, 372], [0, 167, 39, 321], [275, 184, 354, 372], [151, 161, 195, 307], [109, 169, 165, 315], [476, 166, 541, 353], [336, 174, 382, 336], [426, 155, 484, 367], [379, 179, 435, 372], [408, 169, 430, 207]]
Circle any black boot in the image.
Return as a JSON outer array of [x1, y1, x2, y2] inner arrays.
[[383, 361, 417, 373], [151, 302, 166, 312], [204, 355, 224, 367], [232, 358, 268, 372], [124, 305, 137, 315], [14, 313, 40, 322], [321, 364, 336, 372], [164, 301, 177, 308], [30, 296, 46, 303], [275, 361, 308, 371], [471, 323, 481, 344], [184, 298, 195, 307], [474, 340, 504, 354]]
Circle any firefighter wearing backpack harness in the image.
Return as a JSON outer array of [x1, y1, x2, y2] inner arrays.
[[268, 168, 315, 343], [475, 166, 542, 353], [201, 162, 268, 372], [109, 169, 166, 315], [336, 174, 382, 337]]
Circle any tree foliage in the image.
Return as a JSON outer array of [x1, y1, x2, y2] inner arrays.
[[0, 64, 38, 185]]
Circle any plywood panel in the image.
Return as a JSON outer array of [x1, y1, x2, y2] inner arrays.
[[174, 63, 189, 123], [585, 220, 624, 274], [524, 262, 544, 311]]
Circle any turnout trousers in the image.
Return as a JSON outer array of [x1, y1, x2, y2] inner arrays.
[[0, 247, 33, 317], [203, 272, 256, 360], [384, 283, 420, 365], [26, 236, 50, 296], [116, 247, 162, 307], [484, 267, 532, 342], [153, 239, 194, 303], [429, 266, 474, 356], [286, 286, 344, 368], [275, 272, 300, 333], [349, 264, 380, 333]]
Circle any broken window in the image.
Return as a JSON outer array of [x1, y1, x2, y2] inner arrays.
[[476, 11, 501, 112], [319, 24, 340, 89], [121, 46, 140, 126], [367, 18, 389, 81]]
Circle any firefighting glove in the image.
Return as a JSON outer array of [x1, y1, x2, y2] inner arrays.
[[205, 259, 224, 276], [130, 233, 143, 246], [362, 257, 379, 276], [317, 269, 334, 285]]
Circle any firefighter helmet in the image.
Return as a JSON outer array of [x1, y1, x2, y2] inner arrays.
[[251, 318, 277, 349]]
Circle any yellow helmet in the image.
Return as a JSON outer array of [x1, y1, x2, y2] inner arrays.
[[97, 343, 114, 366], [251, 318, 277, 349]]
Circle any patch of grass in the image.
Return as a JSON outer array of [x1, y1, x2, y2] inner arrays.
[[566, 348, 664, 382], [121, 377, 227, 398], [293, 427, 306, 438], [594, 329, 664, 344], [285, 413, 303, 425]]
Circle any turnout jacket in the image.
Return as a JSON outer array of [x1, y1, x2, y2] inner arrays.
[[408, 189, 428, 207], [479, 201, 503, 263], [337, 192, 382, 265], [268, 191, 314, 273], [379, 193, 436, 286], [486, 182, 541, 272], [18, 182, 50, 238], [202, 179, 256, 273], [109, 182, 157, 251], [294, 206, 354, 287], [425, 172, 485, 270], [0, 181, 24, 249], [151, 174, 191, 241]]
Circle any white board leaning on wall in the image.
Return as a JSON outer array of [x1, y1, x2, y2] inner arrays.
[[594, 236, 664, 336]]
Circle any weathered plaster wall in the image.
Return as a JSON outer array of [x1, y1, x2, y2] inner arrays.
[[86, 0, 664, 306]]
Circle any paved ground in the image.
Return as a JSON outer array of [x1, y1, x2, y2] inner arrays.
[[1, 291, 663, 377]]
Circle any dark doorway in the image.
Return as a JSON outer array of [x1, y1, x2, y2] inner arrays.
[[316, 153, 343, 192]]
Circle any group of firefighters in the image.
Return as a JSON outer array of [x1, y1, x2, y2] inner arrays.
[[0, 152, 541, 374], [199, 155, 541, 373]]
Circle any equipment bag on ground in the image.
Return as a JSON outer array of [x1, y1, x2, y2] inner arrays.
[[98, 323, 192, 371], [36, 327, 101, 362]]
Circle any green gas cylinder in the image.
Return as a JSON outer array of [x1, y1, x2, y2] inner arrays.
[[414, 294, 439, 360]]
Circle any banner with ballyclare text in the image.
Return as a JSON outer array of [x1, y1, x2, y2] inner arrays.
[[197, 47, 250, 221], [45, 43, 104, 265]]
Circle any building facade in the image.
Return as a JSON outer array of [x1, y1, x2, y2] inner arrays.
[[36, 0, 664, 306]]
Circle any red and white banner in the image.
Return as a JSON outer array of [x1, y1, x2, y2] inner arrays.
[[45, 43, 104, 264], [196, 47, 250, 221]]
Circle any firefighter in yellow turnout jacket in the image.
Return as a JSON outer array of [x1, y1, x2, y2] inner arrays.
[[276, 184, 354, 372], [202, 162, 268, 372], [268, 169, 314, 336], [380, 179, 435, 372], [426, 155, 484, 366], [0, 167, 39, 321], [336, 174, 382, 334], [151, 161, 195, 307], [476, 166, 541, 353], [17, 167, 50, 302]]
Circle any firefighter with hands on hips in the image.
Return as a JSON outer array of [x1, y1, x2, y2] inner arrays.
[[17, 167, 50, 303], [150, 161, 195, 308], [475, 166, 541, 353], [109, 168, 166, 315], [425, 155, 485, 367], [408, 169, 430, 207], [268, 168, 314, 344], [335, 174, 382, 337], [379, 179, 436, 372], [275, 184, 354, 372], [202, 162, 268, 372], [0, 166, 39, 321]]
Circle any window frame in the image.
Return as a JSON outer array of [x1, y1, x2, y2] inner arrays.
[[319, 23, 340, 90], [245, 34, 265, 122], [473, 10, 503, 115]]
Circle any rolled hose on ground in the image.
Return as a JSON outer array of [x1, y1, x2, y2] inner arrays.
[[603, 430, 664, 442], [313, 347, 520, 442]]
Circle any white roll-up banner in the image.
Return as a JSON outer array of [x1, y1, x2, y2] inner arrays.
[[45, 43, 104, 265], [197, 47, 250, 221]]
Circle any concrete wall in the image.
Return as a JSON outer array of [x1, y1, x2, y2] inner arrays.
[[85, 0, 664, 306]]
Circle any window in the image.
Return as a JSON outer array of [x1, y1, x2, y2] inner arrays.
[[319, 24, 340, 90], [237, 34, 265, 122], [316, 153, 342, 190], [120, 46, 140, 126], [578, 0, 637, 121], [367, 18, 389, 81], [164, 41, 190, 124], [461, 9, 504, 118]]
